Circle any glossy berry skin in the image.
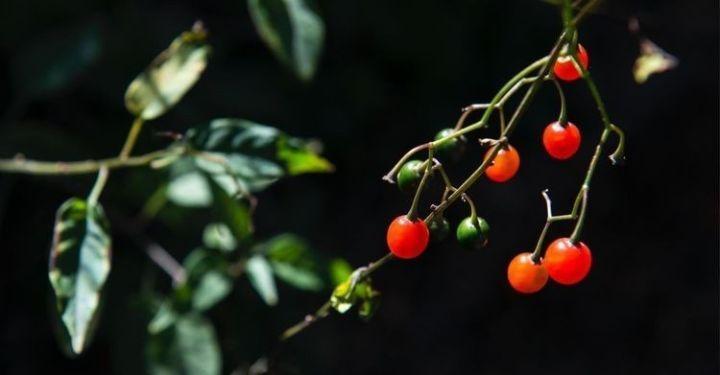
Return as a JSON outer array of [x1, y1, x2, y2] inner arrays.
[[507, 252, 548, 294], [434, 128, 465, 161], [386, 215, 430, 259], [455, 216, 490, 249], [428, 216, 450, 242], [553, 44, 589, 82], [543, 121, 582, 160], [485, 145, 520, 183], [396, 160, 423, 193], [544, 238, 592, 285]]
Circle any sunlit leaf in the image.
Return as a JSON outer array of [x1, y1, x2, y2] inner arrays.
[[125, 22, 210, 120], [246, 255, 279, 305], [277, 137, 334, 175], [248, 0, 325, 81], [257, 234, 324, 291], [633, 38, 678, 84], [328, 258, 353, 286], [167, 170, 213, 207], [202, 223, 237, 253], [12, 23, 102, 97], [330, 280, 356, 313], [49, 198, 111, 354], [175, 118, 332, 199], [147, 313, 221, 375]]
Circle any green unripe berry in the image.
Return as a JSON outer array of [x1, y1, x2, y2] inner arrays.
[[456, 216, 490, 249], [434, 128, 466, 161], [396, 159, 424, 193], [428, 216, 450, 242]]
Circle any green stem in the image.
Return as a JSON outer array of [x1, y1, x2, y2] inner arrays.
[[552, 79, 568, 125], [406, 148, 434, 221], [119, 117, 145, 160], [0, 149, 178, 175], [87, 167, 109, 206]]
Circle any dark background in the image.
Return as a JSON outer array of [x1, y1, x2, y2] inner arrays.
[[0, 0, 717, 374]]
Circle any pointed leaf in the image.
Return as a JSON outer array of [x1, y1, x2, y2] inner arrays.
[[147, 313, 221, 375], [258, 234, 324, 291], [246, 255, 279, 305], [49, 198, 112, 354], [125, 22, 210, 120], [248, 0, 324, 80]]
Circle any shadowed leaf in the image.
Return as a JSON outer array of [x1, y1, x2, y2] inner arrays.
[[147, 313, 221, 375], [248, 0, 324, 80]]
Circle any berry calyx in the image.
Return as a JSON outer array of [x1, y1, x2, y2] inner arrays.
[[485, 145, 520, 183], [434, 128, 465, 161], [428, 216, 450, 242], [455, 216, 490, 249], [553, 43, 589, 82], [386, 215, 430, 259], [396, 160, 424, 193], [543, 121, 582, 160], [507, 252, 548, 294], [543, 237, 592, 285]]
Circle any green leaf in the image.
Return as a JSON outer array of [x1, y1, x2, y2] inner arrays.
[[148, 301, 177, 334], [125, 22, 210, 120], [182, 248, 233, 312], [245, 255, 279, 305], [257, 234, 324, 291], [147, 313, 221, 375], [633, 38, 678, 84], [328, 258, 353, 286], [49, 198, 112, 354], [248, 0, 325, 81], [208, 179, 253, 242], [330, 280, 356, 314], [277, 137, 334, 175], [176, 118, 332, 198], [192, 271, 232, 311], [167, 170, 213, 207], [202, 223, 238, 253], [11, 23, 102, 97]]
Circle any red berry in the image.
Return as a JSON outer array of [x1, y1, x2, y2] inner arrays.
[[507, 252, 548, 294], [543, 121, 582, 160], [553, 44, 589, 82], [386, 215, 429, 259], [544, 238, 592, 285], [485, 145, 520, 183]]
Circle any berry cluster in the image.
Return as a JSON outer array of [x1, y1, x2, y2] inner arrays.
[[383, 43, 606, 295]]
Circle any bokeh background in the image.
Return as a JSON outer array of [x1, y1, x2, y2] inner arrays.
[[0, 0, 717, 374]]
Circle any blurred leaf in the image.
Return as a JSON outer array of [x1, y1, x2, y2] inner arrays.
[[174, 118, 332, 199], [258, 234, 324, 291], [355, 283, 380, 321], [182, 248, 233, 312], [246, 255, 279, 305], [248, 0, 325, 81], [125, 22, 210, 120], [202, 223, 237, 253], [48, 198, 111, 354], [633, 38, 678, 84], [192, 271, 232, 311], [147, 313, 221, 375], [167, 171, 213, 207], [208, 179, 253, 242], [11, 23, 101, 97], [330, 278, 380, 319], [148, 302, 177, 334], [277, 137, 334, 175], [328, 258, 353, 286]]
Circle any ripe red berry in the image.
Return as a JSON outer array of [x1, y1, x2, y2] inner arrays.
[[485, 145, 520, 183], [507, 252, 548, 294], [543, 121, 582, 160], [544, 238, 592, 285], [553, 44, 589, 82], [386, 215, 429, 259]]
